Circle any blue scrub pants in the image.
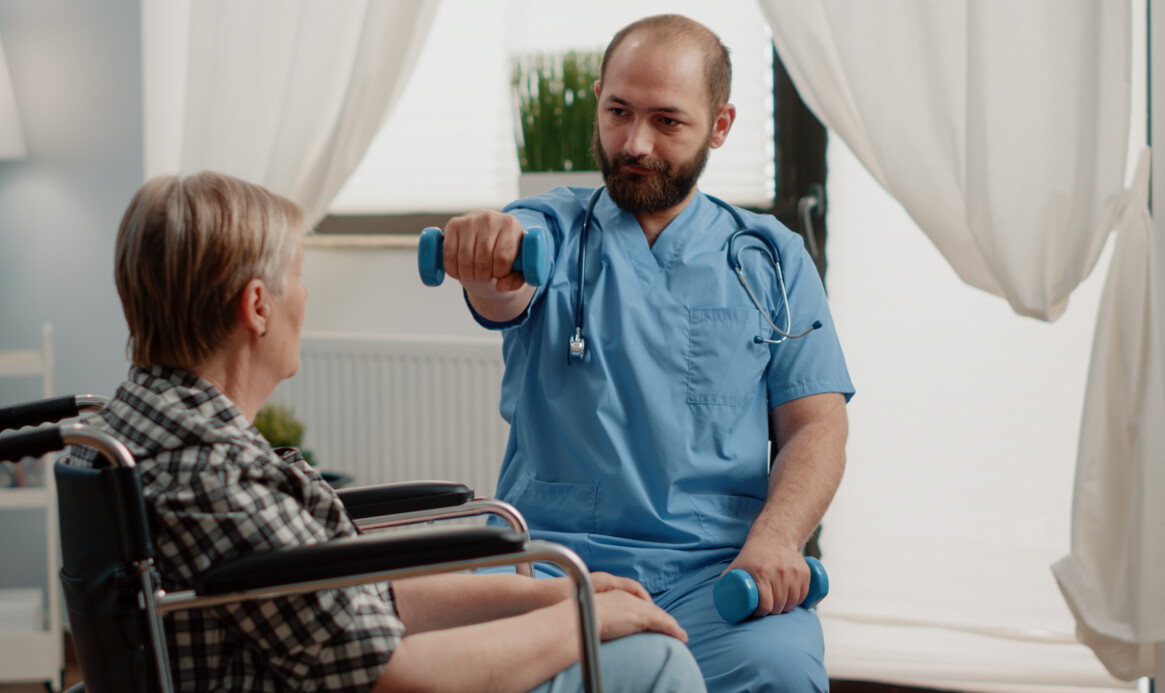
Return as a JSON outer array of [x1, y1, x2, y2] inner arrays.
[[489, 562, 828, 692], [531, 632, 706, 693], [657, 561, 828, 692]]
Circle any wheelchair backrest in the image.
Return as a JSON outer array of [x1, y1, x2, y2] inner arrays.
[[56, 460, 159, 693]]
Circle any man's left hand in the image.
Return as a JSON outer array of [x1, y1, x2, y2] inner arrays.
[[723, 543, 810, 617]]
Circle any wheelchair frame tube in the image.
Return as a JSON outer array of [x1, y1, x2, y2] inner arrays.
[[57, 424, 136, 469], [353, 497, 535, 577], [138, 561, 177, 693], [155, 542, 604, 693]]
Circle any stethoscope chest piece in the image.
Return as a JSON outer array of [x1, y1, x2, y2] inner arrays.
[[569, 329, 586, 359]]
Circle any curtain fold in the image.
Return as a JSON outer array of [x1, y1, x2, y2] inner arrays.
[[761, 0, 1128, 323], [1052, 151, 1161, 681], [142, 0, 438, 224], [758, 0, 1156, 684]]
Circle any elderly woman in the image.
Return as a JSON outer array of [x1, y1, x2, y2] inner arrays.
[[66, 172, 705, 693]]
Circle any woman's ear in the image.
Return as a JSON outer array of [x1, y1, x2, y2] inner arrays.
[[237, 278, 270, 338]]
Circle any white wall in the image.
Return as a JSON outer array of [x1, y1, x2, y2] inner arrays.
[[302, 243, 492, 340]]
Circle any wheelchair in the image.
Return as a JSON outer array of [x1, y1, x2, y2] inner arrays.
[[0, 398, 604, 693]]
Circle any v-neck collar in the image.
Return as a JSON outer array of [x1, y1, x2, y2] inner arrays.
[[596, 189, 705, 288]]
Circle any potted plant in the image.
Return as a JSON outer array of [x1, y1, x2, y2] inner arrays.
[[512, 50, 603, 196], [253, 404, 353, 488]]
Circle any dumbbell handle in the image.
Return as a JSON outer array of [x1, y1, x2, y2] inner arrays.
[[713, 556, 830, 624], [418, 226, 551, 287]]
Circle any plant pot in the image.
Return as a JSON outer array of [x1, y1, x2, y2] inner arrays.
[[519, 171, 603, 198]]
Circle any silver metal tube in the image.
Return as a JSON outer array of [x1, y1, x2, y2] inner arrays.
[[138, 563, 175, 693], [59, 424, 135, 468], [354, 498, 534, 577], [75, 394, 110, 412], [155, 541, 603, 693], [525, 541, 603, 693]]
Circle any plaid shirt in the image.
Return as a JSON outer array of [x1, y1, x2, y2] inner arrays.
[[65, 366, 402, 692]]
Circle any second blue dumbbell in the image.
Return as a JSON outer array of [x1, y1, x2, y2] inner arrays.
[[713, 556, 830, 624], [418, 226, 552, 287]]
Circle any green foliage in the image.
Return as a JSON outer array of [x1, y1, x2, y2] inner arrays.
[[512, 51, 601, 173], [253, 404, 304, 448]]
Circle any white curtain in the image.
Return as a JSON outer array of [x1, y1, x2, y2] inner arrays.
[[758, 0, 1160, 686], [1053, 153, 1163, 682], [761, 0, 1128, 323], [141, 0, 438, 224]]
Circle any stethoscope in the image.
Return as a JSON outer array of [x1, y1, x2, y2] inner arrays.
[[568, 186, 821, 362]]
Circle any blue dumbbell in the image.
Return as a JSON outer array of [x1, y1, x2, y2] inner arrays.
[[713, 556, 830, 624], [418, 226, 552, 287]]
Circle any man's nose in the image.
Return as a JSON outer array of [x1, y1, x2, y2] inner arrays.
[[624, 119, 654, 158]]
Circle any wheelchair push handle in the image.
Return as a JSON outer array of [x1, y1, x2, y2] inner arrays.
[[0, 395, 81, 432], [418, 226, 552, 287], [0, 394, 107, 433], [713, 556, 829, 624], [0, 426, 65, 462]]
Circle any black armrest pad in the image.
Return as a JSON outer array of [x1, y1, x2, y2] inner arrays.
[[194, 526, 523, 595], [337, 480, 474, 519]]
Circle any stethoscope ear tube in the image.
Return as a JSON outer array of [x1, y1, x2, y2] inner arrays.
[[569, 187, 606, 362], [568, 189, 820, 362]]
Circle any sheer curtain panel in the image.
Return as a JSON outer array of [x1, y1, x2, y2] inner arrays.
[[758, 0, 1159, 687], [141, 0, 438, 223], [760, 0, 1129, 323]]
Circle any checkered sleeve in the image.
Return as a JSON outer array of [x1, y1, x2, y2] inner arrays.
[[152, 443, 402, 692]]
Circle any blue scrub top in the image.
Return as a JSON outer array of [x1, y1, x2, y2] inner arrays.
[[471, 187, 854, 592]]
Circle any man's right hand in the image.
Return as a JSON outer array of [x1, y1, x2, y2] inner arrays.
[[442, 210, 531, 295]]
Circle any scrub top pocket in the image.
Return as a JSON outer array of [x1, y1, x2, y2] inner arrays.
[[507, 472, 598, 535], [686, 307, 769, 406]]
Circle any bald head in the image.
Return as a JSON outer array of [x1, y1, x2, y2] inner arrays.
[[600, 14, 732, 117]]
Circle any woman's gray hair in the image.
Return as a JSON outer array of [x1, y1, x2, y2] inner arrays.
[[114, 171, 309, 369]]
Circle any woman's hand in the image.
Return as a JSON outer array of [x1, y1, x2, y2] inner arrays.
[[593, 590, 688, 643], [589, 571, 652, 601]]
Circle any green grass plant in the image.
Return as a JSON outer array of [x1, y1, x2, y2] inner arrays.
[[512, 51, 601, 172]]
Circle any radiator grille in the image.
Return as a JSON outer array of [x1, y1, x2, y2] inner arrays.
[[270, 333, 508, 496]]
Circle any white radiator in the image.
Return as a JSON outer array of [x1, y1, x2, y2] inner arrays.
[[270, 333, 509, 496]]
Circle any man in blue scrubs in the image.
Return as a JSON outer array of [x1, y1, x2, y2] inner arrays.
[[441, 14, 853, 691]]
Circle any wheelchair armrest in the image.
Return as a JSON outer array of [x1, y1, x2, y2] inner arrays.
[[336, 480, 474, 520], [194, 525, 523, 595]]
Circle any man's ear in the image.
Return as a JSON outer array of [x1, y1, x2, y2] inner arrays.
[[709, 103, 736, 149], [237, 278, 269, 338]]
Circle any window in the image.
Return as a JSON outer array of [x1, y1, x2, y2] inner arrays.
[[325, 0, 778, 221]]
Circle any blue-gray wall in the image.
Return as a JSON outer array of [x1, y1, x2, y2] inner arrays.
[[0, 0, 141, 594], [0, 0, 141, 407]]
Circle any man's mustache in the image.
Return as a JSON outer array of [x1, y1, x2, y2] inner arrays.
[[610, 153, 669, 175]]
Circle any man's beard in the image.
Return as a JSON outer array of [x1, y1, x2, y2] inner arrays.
[[592, 126, 712, 215]]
